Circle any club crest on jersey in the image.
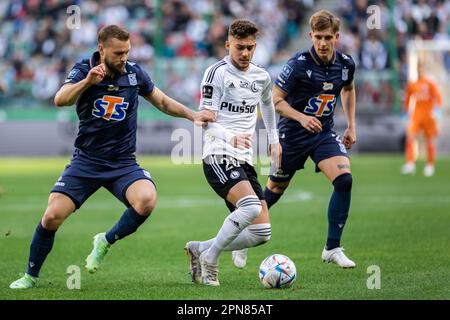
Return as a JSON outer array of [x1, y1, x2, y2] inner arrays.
[[128, 73, 137, 86], [251, 81, 260, 93], [304, 94, 336, 117], [342, 68, 348, 81], [322, 82, 334, 91], [93, 95, 129, 121]]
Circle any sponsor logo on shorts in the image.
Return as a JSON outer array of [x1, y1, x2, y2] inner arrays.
[[273, 168, 290, 178], [143, 170, 152, 179]]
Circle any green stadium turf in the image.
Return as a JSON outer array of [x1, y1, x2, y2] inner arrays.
[[0, 155, 449, 300]]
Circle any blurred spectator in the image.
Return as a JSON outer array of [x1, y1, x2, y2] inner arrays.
[[338, 0, 450, 111], [0, 0, 311, 108], [361, 30, 388, 70]]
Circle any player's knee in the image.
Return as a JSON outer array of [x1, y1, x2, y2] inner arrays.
[[132, 194, 156, 216], [332, 173, 353, 192], [267, 181, 289, 194], [236, 196, 262, 225], [42, 195, 74, 229], [42, 210, 64, 229]]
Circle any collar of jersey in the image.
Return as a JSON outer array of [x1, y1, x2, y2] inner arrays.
[[224, 55, 251, 74], [309, 46, 336, 66]]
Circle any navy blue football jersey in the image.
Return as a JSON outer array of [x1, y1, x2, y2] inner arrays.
[[64, 51, 154, 160], [275, 47, 355, 141]]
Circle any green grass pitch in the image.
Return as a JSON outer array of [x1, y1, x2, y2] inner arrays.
[[0, 155, 449, 300]]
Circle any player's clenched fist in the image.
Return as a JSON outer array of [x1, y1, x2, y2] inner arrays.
[[86, 63, 106, 85]]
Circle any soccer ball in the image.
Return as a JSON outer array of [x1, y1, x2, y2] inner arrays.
[[259, 254, 296, 289]]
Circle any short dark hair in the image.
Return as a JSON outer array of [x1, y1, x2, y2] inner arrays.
[[98, 25, 130, 44], [309, 10, 340, 33], [228, 19, 259, 39]]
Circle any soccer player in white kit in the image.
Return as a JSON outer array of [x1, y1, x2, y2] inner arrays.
[[184, 20, 281, 286]]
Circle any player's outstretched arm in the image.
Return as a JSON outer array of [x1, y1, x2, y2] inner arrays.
[[273, 85, 322, 133], [340, 81, 357, 149], [144, 87, 215, 125], [54, 63, 106, 107]]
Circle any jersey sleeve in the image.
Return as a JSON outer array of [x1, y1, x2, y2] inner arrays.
[[63, 63, 88, 84], [274, 55, 303, 95], [137, 66, 155, 96], [199, 65, 224, 112], [260, 76, 279, 144], [342, 54, 356, 87]]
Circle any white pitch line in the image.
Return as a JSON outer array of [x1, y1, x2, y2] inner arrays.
[[0, 191, 315, 211]]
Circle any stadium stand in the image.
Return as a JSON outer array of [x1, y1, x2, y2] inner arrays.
[[0, 0, 448, 154], [0, 0, 314, 108]]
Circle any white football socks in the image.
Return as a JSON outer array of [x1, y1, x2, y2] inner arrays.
[[203, 196, 261, 264]]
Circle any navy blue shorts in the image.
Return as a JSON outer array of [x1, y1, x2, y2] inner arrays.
[[51, 149, 154, 209], [270, 130, 349, 182]]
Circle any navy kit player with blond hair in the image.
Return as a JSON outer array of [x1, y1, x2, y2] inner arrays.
[[10, 25, 214, 289], [236, 10, 357, 268]]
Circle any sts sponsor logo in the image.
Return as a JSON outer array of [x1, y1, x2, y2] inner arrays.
[[93, 95, 129, 121], [304, 94, 336, 117]]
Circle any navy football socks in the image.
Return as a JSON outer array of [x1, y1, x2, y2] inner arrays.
[[264, 187, 282, 209], [27, 222, 56, 277], [105, 207, 148, 244], [326, 173, 352, 250]]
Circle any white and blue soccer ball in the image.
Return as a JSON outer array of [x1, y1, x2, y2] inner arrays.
[[259, 254, 297, 289]]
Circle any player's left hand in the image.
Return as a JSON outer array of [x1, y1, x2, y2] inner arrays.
[[343, 127, 356, 150], [269, 143, 282, 169], [193, 110, 216, 127]]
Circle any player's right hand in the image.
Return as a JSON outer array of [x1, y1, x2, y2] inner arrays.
[[194, 109, 216, 127], [299, 114, 322, 133], [230, 134, 252, 150], [86, 63, 106, 85]]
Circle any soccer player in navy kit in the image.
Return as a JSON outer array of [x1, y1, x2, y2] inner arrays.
[[261, 10, 357, 267], [9, 25, 214, 289]]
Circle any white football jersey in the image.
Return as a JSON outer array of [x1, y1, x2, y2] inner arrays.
[[199, 56, 277, 165]]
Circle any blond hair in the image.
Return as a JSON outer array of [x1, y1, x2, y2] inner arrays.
[[309, 10, 340, 33]]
